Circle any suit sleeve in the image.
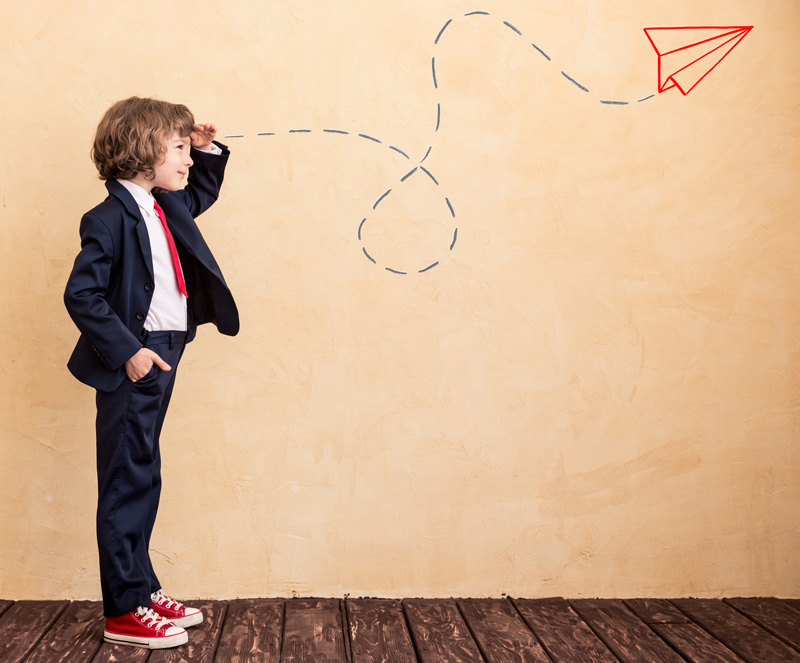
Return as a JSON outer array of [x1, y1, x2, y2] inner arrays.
[[175, 141, 229, 218], [63, 212, 142, 370]]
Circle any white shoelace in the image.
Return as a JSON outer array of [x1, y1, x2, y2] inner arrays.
[[151, 590, 180, 611], [135, 606, 173, 631]]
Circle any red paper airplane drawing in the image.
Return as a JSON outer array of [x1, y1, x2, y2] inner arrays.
[[644, 26, 753, 95]]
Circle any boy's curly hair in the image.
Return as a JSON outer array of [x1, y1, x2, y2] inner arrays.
[[92, 97, 195, 181]]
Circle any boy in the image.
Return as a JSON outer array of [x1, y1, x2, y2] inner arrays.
[[64, 97, 239, 649]]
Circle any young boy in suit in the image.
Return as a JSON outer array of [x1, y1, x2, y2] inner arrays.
[[64, 97, 239, 649]]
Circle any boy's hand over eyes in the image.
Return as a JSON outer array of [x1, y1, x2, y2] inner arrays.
[[190, 123, 217, 150]]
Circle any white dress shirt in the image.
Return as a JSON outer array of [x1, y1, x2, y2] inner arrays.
[[117, 143, 222, 332], [118, 179, 189, 331]]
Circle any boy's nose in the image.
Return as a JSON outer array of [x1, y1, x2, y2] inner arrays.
[[186, 154, 194, 167]]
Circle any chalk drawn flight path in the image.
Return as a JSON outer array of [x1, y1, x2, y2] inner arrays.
[[224, 11, 752, 275]]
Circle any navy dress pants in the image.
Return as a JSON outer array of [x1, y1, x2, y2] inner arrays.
[[94, 331, 188, 618]]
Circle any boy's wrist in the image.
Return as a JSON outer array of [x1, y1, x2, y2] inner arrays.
[[193, 142, 222, 155]]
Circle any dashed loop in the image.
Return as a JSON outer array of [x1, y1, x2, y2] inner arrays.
[[360, 163, 458, 275], [225, 10, 658, 275], [434, 10, 655, 107]]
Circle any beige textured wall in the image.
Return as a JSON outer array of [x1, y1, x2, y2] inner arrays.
[[1, 0, 798, 600]]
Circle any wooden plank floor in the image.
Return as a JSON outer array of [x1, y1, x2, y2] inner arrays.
[[1, 597, 798, 663]]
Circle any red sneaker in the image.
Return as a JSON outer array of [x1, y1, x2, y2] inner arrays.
[[151, 590, 204, 628], [104, 606, 188, 649]]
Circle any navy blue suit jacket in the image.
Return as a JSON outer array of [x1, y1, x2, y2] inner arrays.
[[64, 142, 239, 392]]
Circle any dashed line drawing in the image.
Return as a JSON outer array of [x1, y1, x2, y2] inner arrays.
[[373, 189, 392, 210], [419, 261, 439, 273], [362, 247, 376, 264], [389, 145, 411, 159], [561, 71, 589, 92], [435, 19, 452, 44], [419, 167, 438, 186], [531, 42, 551, 61], [222, 11, 752, 275], [401, 167, 418, 183]]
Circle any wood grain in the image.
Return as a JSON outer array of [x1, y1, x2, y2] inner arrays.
[[725, 598, 800, 651], [672, 598, 800, 663], [0, 600, 68, 663], [623, 599, 690, 624], [341, 599, 353, 663], [25, 601, 104, 663], [149, 601, 228, 663], [2, 596, 799, 663], [512, 598, 618, 663], [0, 600, 13, 618], [652, 623, 748, 663], [282, 598, 348, 663], [570, 599, 684, 663], [783, 600, 800, 614], [459, 598, 552, 663], [214, 599, 284, 663], [403, 599, 484, 663], [347, 599, 417, 663]]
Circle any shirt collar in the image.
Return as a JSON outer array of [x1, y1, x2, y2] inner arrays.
[[117, 179, 156, 214]]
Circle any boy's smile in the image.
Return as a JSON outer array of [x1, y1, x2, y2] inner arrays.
[[148, 131, 193, 192]]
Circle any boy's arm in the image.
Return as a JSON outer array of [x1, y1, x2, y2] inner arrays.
[[174, 122, 229, 217], [64, 213, 142, 371]]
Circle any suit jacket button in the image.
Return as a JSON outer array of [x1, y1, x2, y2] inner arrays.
[[136, 312, 145, 321], [144, 283, 154, 292]]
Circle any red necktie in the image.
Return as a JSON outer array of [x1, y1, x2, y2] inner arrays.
[[152, 201, 188, 298]]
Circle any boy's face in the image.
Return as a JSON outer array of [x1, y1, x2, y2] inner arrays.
[[150, 131, 193, 191]]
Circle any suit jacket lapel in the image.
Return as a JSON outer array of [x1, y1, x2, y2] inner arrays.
[[105, 180, 154, 279]]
